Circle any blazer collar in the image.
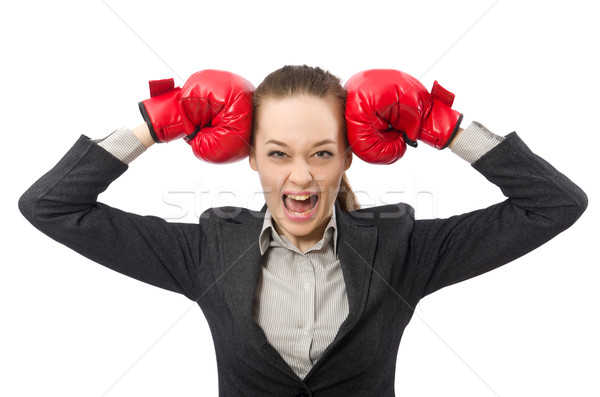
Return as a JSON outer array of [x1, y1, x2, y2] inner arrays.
[[216, 201, 377, 381]]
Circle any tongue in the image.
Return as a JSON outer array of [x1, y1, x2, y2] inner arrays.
[[285, 196, 314, 213]]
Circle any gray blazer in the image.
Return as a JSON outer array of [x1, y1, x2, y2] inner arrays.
[[19, 131, 587, 396]]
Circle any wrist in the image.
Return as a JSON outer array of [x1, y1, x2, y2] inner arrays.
[[449, 121, 505, 163], [448, 127, 464, 150], [420, 109, 463, 149], [97, 127, 147, 164], [132, 123, 155, 148]]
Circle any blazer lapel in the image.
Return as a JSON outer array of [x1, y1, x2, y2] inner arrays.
[[216, 206, 300, 380], [303, 202, 378, 378], [334, 202, 378, 334]]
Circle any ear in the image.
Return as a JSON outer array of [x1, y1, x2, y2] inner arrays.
[[249, 150, 258, 171], [343, 150, 353, 171]]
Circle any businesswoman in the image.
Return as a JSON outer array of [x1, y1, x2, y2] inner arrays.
[[19, 65, 588, 396]]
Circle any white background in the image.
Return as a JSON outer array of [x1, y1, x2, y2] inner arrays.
[[1, 0, 598, 396]]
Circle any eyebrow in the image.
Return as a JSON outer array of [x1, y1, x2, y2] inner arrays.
[[265, 139, 336, 148]]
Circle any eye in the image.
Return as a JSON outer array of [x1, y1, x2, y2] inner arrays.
[[268, 150, 287, 158], [314, 150, 333, 159]]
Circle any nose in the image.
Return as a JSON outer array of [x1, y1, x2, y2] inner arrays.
[[289, 159, 313, 188]]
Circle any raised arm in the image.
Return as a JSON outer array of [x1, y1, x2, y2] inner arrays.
[[19, 70, 255, 300], [18, 129, 204, 300], [343, 68, 587, 299], [412, 122, 588, 297]]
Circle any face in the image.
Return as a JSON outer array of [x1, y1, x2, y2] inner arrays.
[[249, 95, 352, 250]]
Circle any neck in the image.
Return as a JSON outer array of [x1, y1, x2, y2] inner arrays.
[[273, 216, 331, 254]]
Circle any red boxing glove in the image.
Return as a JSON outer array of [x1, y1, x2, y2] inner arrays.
[[139, 70, 254, 163], [344, 69, 462, 164]]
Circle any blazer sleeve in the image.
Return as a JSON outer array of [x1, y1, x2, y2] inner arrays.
[[18, 135, 203, 301], [410, 131, 588, 298]]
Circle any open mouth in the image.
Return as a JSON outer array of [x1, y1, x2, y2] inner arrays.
[[282, 193, 319, 216]]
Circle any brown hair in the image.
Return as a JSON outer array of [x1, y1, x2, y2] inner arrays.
[[251, 65, 361, 212]]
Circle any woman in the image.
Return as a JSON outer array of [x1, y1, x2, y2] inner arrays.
[[19, 65, 588, 396]]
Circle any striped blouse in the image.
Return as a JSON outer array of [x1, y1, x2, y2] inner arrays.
[[255, 208, 348, 379]]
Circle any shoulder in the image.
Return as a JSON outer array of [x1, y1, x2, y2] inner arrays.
[[337, 202, 415, 229], [199, 205, 264, 225]]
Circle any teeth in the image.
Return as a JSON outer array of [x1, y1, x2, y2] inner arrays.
[[285, 193, 314, 200]]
